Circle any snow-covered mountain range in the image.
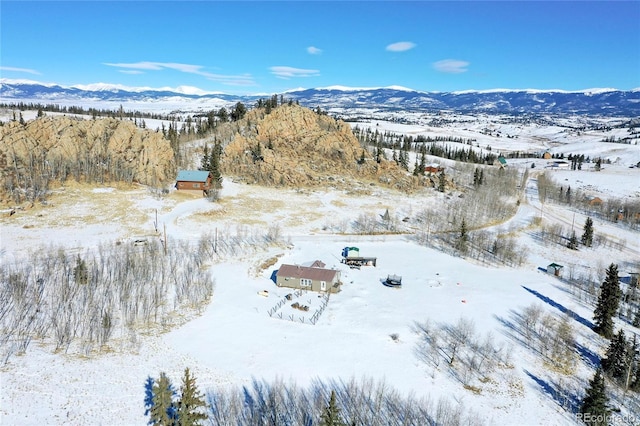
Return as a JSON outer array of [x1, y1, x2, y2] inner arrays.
[[1, 79, 639, 116]]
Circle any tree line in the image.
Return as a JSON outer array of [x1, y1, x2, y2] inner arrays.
[[537, 172, 640, 230]]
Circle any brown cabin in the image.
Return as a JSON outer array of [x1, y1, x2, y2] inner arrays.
[[175, 170, 213, 195]]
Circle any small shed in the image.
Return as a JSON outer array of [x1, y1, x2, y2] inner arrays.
[[496, 156, 508, 169], [547, 263, 564, 277], [175, 170, 213, 195], [276, 264, 341, 293]]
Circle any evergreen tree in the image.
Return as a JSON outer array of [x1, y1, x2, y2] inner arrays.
[[319, 390, 346, 426], [567, 230, 578, 250], [217, 107, 228, 122], [456, 218, 469, 254], [230, 102, 246, 121], [473, 168, 480, 186], [579, 368, 609, 426], [412, 158, 420, 176], [150, 372, 177, 426], [581, 217, 594, 247], [437, 170, 446, 193], [358, 149, 366, 165], [623, 334, 639, 391], [398, 149, 408, 170], [601, 329, 627, 381], [595, 158, 602, 171], [593, 264, 622, 339], [176, 368, 208, 426], [375, 140, 382, 164], [418, 146, 426, 173], [210, 142, 223, 189], [200, 145, 210, 171]]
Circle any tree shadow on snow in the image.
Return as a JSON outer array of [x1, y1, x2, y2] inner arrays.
[[524, 370, 581, 414], [575, 342, 601, 370], [522, 286, 594, 330]]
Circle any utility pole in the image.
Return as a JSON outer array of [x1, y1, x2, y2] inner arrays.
[[163, 223, 167, 255]]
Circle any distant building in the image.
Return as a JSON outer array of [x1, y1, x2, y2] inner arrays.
[[587, 196, 603, 207], [276, 262, 341, 293], [175, 170, 213, 195], [424, 163, 444, 174], [547, 263, 564, 277], [495, 156, 508, 169], [546, 160, 570, 170]]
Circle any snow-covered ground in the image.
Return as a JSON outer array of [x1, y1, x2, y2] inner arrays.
[[1, 112, 639, 425]]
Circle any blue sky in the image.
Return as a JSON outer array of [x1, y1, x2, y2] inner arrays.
[[1, 1, 639, 94]]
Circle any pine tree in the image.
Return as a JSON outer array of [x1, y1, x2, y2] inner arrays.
[[623, 334, 639, 391], [319, 390, 346, 426], [581, 217, 594, 247], [150, 372, 177, 426], [209, 142, 223, 189], [176, 368, 207, 426], [438, 170, 446, 193], [358, 149, 366, 165], [601, 329, 627, 381], [593, 264, 622, 339], [399, 148, 408, 170], [412, 157, 420, 176], [200, 145, 210, 171], [418, 146, 426, 174], [456, 218, 469, 254], [579, 368, 609, 426], [567, 230, 578, 250]]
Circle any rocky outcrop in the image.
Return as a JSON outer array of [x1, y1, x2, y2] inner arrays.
[[0, 116, 175, 202], [222, 104, 419, 191]]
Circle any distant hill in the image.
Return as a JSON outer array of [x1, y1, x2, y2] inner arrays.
[[1, 80, 639, 116]]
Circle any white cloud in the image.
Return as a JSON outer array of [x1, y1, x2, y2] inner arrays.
[[269, 66, 320, 79], [307, 46, 322, 55], [103, 61, 255, 86], [433, 59, 470, 74], [0, 66, 41, 75], [386, 42, 416, 52]]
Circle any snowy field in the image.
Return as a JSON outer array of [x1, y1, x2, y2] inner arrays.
[[1, 111, 639, 425]]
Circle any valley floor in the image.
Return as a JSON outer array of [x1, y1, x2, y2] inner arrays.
[[1, 167, 639, 425]]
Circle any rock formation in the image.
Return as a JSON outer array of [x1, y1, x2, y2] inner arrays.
[[0, 116, 175, 203], [221, 104, 420, 191]]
